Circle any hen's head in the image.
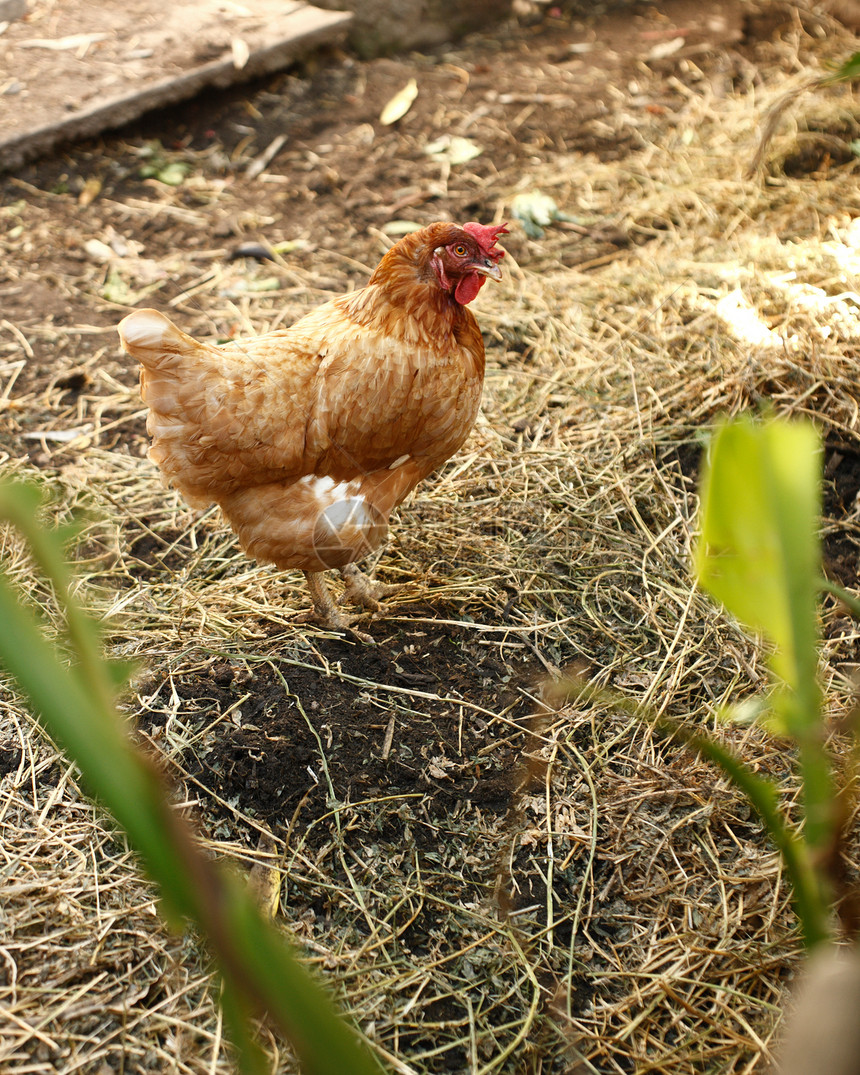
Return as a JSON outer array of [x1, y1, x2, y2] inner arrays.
[[427, 222, 509, 305], [371, 221, 508, 307]]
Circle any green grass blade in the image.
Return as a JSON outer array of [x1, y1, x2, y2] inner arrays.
[[0, 576, 199, 911], [219, 980, 272, 1075], [0, 482, 385, 1075], [216, 870, 381, 1074], [0, 482, 117, 714]]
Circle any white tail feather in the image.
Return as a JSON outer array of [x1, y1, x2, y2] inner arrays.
[[118, 309, 173, 351]]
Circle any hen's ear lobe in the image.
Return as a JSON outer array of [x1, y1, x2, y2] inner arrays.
[[429, 250, 453, 292]]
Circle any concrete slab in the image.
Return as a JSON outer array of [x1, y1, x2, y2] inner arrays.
[[0, 0, 27, 24], [0, 0, 352, 173]]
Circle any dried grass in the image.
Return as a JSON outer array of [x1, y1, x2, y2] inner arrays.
[[2, 5, 860, 1072]]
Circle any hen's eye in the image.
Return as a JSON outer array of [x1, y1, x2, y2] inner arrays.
[[452, 244, 468, 257]]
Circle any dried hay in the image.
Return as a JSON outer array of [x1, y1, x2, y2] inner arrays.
[[2, 6, 860, 1072]]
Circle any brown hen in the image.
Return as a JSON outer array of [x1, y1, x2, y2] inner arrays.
[[118, 221, 507, 635]]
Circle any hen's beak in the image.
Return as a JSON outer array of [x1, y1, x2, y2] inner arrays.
[[473, 259, 503, 281]]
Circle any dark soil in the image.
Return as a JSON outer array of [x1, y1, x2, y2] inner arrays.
[[823, 441, 860, 587], [135, 603, 543, 899]]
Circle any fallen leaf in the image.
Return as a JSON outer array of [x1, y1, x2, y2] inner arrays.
[[159, 162, 189, 186], [380, 79, 418, 125], [381, 220, 423, 236], [100, 268, 133, 305], [22, 426, 92, 443], [246, 277, 281, 293], [424, 135, 482, 165], [78, 177, 102, 208], [84, 238, 115, 263], [228, 242, 275, 262], [647, 37, 685, 60], [511, 190, 564, 238]]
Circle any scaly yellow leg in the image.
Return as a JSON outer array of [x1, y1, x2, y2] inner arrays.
[[302, 571, 374, 643]]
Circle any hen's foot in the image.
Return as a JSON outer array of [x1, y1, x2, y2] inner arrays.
[[302, 571, 374, 643], [339, 564, 399, 611]]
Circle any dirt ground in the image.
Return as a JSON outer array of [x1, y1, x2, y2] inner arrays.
[[3, 1, 860, 1072]]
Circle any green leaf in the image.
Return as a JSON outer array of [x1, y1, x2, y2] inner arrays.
[[100, 267, 134, 305], [826, 50, 860, 83], [219, 980, 271, 1075], [511, 191, 561, 238], [695, 415, 821, 734], [155, 161, 190, 187], [139, 160, 190, 186]]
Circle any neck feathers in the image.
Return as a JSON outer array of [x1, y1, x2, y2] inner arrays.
[[343, 226, 486, 362], [346, 246, 463, 347]]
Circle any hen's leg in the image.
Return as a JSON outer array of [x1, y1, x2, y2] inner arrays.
[[339, 563, 399, 611], [304, 571, 341, 623], [303, 571, 373, 642]]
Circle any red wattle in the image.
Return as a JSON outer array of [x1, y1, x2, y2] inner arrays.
[[455, 273, 483, 305]]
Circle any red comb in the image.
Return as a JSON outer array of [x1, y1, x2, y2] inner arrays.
[[463, 222, 508, 260]]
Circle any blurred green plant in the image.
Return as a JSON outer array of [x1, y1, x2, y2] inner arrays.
[[827, 50, 860, 84], [0, 481, 383, 1075], [693, 416, 838, 949], [138, 139, 191, 186]]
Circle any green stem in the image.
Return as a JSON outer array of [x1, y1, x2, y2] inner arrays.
[[670, 724, 831, 950], [820, 577, 860, 622]]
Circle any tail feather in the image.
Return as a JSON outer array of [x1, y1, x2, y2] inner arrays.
[[118, 308, 211, 371], [118, 307, 301, 501]]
